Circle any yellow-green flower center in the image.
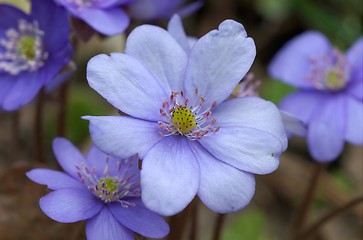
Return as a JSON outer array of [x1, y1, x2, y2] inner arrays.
[[325, 68, 345, 90], [97, 177, 119, 198], [17, 36, 36, 60], [172, 106, 197, 134]]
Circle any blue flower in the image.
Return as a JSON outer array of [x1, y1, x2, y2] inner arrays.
[[269, 31, 363, 162], [84, 16, 287, 216], [55, 0, 202, 36], [0, 0, 72, 111], [27, 138, 169, 240], [128, 0, 203, 21]]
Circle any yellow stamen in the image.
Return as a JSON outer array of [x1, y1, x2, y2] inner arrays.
[[17, 36, 36, 60], [172, 107, 197, 134]]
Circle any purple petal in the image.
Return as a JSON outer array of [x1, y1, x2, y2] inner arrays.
[[346, 37, 363, 100], [2, 72, 43, 111], [26, 169, 83, 190], [94, 0, 131, 8], [85, 146, 138, 178], [85, 146, 110, 176], [84, 116, 163, 159], [0, 75, 16, 107], [268, 31, 332, 88], [109, 201, 169, 238], [346, 37, 363, 66], [189, 142, 255, 213], [45, 61, 76, 93], [52, 137, 85, 179], [128, 0, 184, 20], [31, 0, 71, 51], [345, 96, 363, 145], [199, 127, 282, 175], [167, 15, 192, 54], [141, 137, 199, 216], [307, 94, 345, 162], [125, 24, 187, 92], [86, 207, 134, 240], [280, 110, 307, 137], [42, 42, 73, 85], [40, 189, 103, 223], [212, 97, 287, 149], [0, 4, 31, 30], [175, 1, 203, 18], [279, 90, 330, 124], [184, 20, 256, 106], [86, 53, 165, 121], [78, 7, 129, 36]]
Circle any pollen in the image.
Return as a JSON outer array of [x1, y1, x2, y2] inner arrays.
[[17, 36, 36, 60], [172, 106, 197, 134], [325, 68, 346, 90], [98, 177, 118, 194], [96, 177, 119, 202]]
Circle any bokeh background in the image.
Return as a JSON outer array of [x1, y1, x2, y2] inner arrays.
[[0, 0, 362, 239]]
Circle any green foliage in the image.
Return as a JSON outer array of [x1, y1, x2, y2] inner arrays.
[[260, 79, 295, 105], [293, 0, 361, 49], [66, 84, 113, 145], [222, 209, 270, 240]]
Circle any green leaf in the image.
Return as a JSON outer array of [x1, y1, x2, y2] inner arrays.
[[222, 209, 267, 240]]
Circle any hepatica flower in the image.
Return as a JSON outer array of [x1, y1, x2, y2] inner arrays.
[[128, 0, 203, 21], [56, 0, 202, 36], [84, 16, 287, 216], [27, 138, 169, 240], [0, 0, 72, 110], [269, 31, 363, 162]]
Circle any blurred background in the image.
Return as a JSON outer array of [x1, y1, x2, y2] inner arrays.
[[0, 0, 362, 239]]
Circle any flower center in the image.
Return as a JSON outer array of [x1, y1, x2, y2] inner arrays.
[[76, 157, 141, 206], [0, 19, 48, 75], [96, 177, 119, 202], [308, 49, 349, 91], [17, 36, 36, 60], [158, 90, 220, 140], [171, 106, 197, 134], [325, 68, 346, 90]]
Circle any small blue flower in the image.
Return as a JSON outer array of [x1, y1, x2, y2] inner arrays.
[[128, 0, 203, 21], [0, 0, 72, 111], [55, 0, 202, 36], [27, 138, 169, 240], [269, 31, 363, 162], [84, 16, 287, 216]]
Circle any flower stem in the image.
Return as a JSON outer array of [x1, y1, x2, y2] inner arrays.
[[213, 213, 226, 240], [168, 208, 189, 240], [35, 89, 45, 163], [295, 195, 363, 240], [57, 81, 69, 137], [11, 110, 21, 161], [189, 199, 198, 240], [293, 162, 326, 236]]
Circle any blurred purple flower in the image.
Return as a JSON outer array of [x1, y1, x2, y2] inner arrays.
[[0, 0, 72, 111], [27, 138, 169, 240], [55, 0, 202, 36], [84, 16, 287, 216], [269, 31, 363, 162], [128, 0, 203, 21]]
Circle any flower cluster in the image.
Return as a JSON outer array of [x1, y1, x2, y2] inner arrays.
[[27, 138, 169, 240], [0, 0, 72, 110], [8, 1, 350, 239], [269, 31, 363, 162]]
